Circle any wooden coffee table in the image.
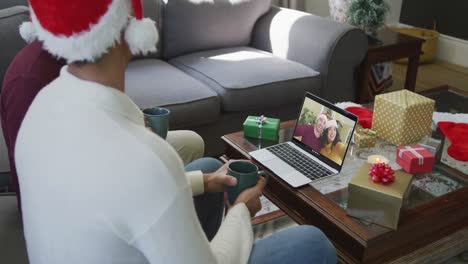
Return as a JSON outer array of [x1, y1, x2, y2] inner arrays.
[[222, 119, 468, 263], [419, 85, 468, 114]]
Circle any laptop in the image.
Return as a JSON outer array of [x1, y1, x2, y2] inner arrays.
[[249, 92, 358, 187]]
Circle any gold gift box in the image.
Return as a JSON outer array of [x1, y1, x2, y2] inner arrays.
[[354, 128, 377, 148], [347, 163, 413, 230], [372, 90, 435, 146]]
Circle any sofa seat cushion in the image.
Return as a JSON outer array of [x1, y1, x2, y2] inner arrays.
[[170, 47, 321, 112], [125, 59, 220, 128]]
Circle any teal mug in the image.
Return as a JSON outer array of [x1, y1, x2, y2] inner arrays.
[[227, 161, 267, 204], [142, 107, 170, 139]]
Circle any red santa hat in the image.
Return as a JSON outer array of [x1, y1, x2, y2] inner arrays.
[[437, 122, 468, 162], [19, 0, 159, 63]]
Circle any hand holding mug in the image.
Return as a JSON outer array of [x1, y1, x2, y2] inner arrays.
[[226, 161, 268, 207], [233, 176, 268, 217], [203, 161, 239, 193]]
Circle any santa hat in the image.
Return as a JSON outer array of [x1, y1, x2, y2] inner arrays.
[[438, 122, 468, 162], [316, 113, 327, 123], [19, 0, 159, 63], [345, 106, 373, 129], [325, 119, 338, 129]]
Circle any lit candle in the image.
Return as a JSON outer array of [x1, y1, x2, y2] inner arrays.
[[367, 155, 389, 164]]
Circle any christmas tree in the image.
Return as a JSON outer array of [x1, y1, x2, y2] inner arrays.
[[347, 0, 389, 35]]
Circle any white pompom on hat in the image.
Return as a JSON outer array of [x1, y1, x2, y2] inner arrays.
[[19, 0, 158, 63], [325, 119, 338, 129], [19, 20, 36, 43]]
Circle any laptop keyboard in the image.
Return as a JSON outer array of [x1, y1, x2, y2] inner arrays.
[[267, 143, 333, 180]]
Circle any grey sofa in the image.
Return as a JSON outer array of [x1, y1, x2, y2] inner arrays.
[[0, 1, 366, 262], [1, 0, 367, 163]]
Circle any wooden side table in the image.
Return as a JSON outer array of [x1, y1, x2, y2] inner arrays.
[[357, 29, 424, 103]]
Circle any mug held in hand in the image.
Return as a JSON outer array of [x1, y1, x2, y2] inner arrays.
[[227, 161, 266, 204]]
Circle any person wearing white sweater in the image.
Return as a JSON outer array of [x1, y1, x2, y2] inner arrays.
[[15, 0, 337, 263]]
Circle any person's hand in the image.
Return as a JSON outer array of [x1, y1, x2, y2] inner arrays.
[[233, 176, 268, 217], [203, 160, 240, 193], [144, 119, 155, 133]]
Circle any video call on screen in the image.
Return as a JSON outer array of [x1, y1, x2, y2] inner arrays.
[[293, 98, 356, 166]]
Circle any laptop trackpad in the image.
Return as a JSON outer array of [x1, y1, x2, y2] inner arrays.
[[263, 159, 311, 187], [263, 159, 294, 175]]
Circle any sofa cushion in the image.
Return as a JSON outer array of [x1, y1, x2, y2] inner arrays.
[[0, 6, 29, 89], [170, 47, 321, 112], [161, 0, 271, 59], [125, 59, 220, 128], [0, 0, 27, 10]]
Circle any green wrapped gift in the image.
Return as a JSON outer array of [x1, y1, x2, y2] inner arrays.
[[243, 115, 280, 141]]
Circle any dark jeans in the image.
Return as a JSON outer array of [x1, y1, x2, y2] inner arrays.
[[185, 158, 337, 263], [185, 158, 225, 241]]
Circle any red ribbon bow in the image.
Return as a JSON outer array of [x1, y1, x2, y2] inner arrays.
[[369, 163, 395, 185]]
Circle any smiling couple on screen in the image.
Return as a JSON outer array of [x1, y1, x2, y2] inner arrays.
[[294, 113, 347, 165]]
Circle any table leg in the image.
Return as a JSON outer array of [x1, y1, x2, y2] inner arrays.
[[405, 54, 420, 92]]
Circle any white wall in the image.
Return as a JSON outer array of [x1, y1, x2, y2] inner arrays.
[[305, 0, 403, 25], [385, 0, 402, 25], [436, 34, 468, 68], [305, 0, 330, 17]]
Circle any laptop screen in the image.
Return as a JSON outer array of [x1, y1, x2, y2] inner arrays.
[[292, 93, 358, 170]]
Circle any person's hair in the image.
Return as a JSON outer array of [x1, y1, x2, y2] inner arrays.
[[320, 127, 342, 148]]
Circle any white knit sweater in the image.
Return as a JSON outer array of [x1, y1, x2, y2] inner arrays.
[[15, 67, 253, 264]]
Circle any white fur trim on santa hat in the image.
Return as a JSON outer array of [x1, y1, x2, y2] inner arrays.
[[326, 119, 338, 129], [316, 113, 327, 123], [433, 112, 468, 124], [31, 0, 129, 63], [125, 17, 158, 56], [19, 21, 36, 43], [334, 102, 362, 109]]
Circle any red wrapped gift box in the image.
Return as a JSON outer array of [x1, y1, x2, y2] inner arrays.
[[396, 145, 435, 174]]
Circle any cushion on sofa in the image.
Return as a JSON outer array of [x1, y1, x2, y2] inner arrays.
[[161, 0, 271, 59], [125, 59, 220, 128], [0, 0, 27, 10], [170, 47, 320, 112], [0, 6, 29, 89]]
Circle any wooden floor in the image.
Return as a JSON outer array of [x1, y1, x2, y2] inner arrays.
[[388, 60, 468, 93]]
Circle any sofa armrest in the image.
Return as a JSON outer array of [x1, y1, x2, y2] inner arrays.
[[251, 6, 367, 102], [0, 117, 10, 173], [0, 6, 29, 90]]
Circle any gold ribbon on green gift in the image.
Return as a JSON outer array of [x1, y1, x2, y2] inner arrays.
[[246, 115, 274, 139], [356, 127, 377, 136], [354, 128, 377, 148]]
